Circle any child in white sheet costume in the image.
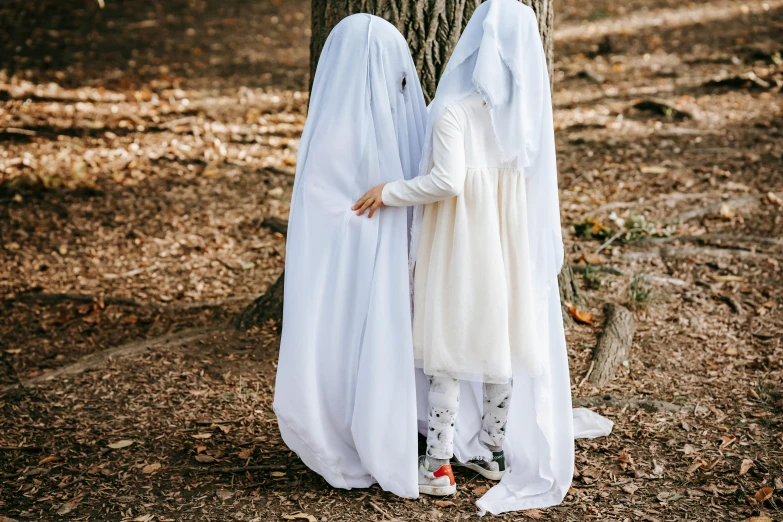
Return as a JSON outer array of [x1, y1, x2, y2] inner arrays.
[[275, 14, 427, 498], [354, 0, 587, 501]]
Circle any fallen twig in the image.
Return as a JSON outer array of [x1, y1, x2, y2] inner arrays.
[[623, 246, 762, 260], [0, 446, 42, 452], [720, 294, 744, 315], [369, 501, 393, 520], [571, 264, 688, 286], [214, 464, 306, 473], [596, 229, 625, 254], [587, 192, 713, 217], [629, 233, 783, 247], [675, 195, 760, 224], [573, 395, 686, 413], [578, 361, 595, 388]]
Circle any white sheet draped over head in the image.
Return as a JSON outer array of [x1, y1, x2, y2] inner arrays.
[[410, 0, 613, 515], [411, 0, 563, 299], [274, 14, 427, 498]]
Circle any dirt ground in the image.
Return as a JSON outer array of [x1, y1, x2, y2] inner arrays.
[[1, 0, 782, 520]]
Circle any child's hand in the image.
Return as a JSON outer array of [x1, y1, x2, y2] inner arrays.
[[352, 184, 386, 218]]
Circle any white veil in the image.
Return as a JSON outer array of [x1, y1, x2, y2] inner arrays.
[[274, 14, 427, 498], [410, 0, 613, 514]]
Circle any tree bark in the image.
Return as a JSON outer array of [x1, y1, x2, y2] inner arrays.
[[310, 0, 554, 101], [236, 0, 579, 329], [588, 304, 635, 387]]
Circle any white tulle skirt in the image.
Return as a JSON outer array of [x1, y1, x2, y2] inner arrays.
[[413, 168, 543, 383]]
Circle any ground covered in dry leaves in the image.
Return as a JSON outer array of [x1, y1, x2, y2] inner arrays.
[[1, 0, 782, 520]]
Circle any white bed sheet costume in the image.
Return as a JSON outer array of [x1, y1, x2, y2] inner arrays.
[[274, 4, 613, 516], [274, 14, 427, 498]]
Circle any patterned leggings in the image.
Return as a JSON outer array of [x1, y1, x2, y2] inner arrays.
[[426, 375, 513, 460]]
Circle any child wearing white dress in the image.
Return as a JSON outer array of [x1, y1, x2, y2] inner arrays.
[[353, 0, 564, 497]]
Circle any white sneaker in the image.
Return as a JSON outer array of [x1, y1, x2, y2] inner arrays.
[[418, 456, 457, 496], [451, 450, 506, 481]]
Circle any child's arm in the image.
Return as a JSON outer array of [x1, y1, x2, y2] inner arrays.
[[353, 108, 465, 217]]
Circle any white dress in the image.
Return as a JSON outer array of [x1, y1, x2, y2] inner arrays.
[[383, 93, 541, 384]]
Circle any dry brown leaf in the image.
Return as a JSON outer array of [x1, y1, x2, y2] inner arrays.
[[567, 304, 594, 325], [195, 454, 216, 463], [56, 496, 82, 515], [142, 462, 161, 474], [473, 484, 490, 495], [618, 451, 634, 467], [216, 489, 233, 501], [217, 424, 231, 434], [739, 459, 754, 475], [434, 500, 455, 507], [192, 433, 212, 439], [271, 471, 286, 477], [719, 202, 735, 219], [525, 509, 544, 520], [686, 459, 706, 474], [705, 457, 722, 471], [746, 516, 773, 522], [195, 445, 207, 454], [754, 487, 774, 503], [747, 388, 760, 400], [282, 514, 317, 522], [238, 448, 252, 460], [108, 440, 135, 449], [576, 252, 605, 265], [719, 435, 737, 450], [38, 455, 64, 465], [622, 483, 639, 494]]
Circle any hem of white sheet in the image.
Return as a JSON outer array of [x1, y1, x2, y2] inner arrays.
[[275, 409, 375, 489]]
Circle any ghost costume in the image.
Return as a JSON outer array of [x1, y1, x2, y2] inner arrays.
[[273, 14, 427, 498], [381, 0, 613, 514]]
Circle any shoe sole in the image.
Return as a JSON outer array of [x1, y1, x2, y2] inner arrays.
[[419, 483, 457, 496], [453, 461, 505, 481]]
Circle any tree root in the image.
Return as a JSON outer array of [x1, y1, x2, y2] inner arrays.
[[7, 292, 260, 310], [1, 328, 212, 395], [589, 304, 635, 386], [235, 217, 288, 329]]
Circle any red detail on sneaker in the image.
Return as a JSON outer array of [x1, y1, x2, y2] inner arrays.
[[433, 464, 455, 486]]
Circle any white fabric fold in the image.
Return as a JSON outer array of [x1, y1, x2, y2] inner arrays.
[[274, 14, 427, 499]]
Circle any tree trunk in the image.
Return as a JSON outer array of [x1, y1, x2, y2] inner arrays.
[[310, 0, 553, 101], [236, 0, 579, 329]]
